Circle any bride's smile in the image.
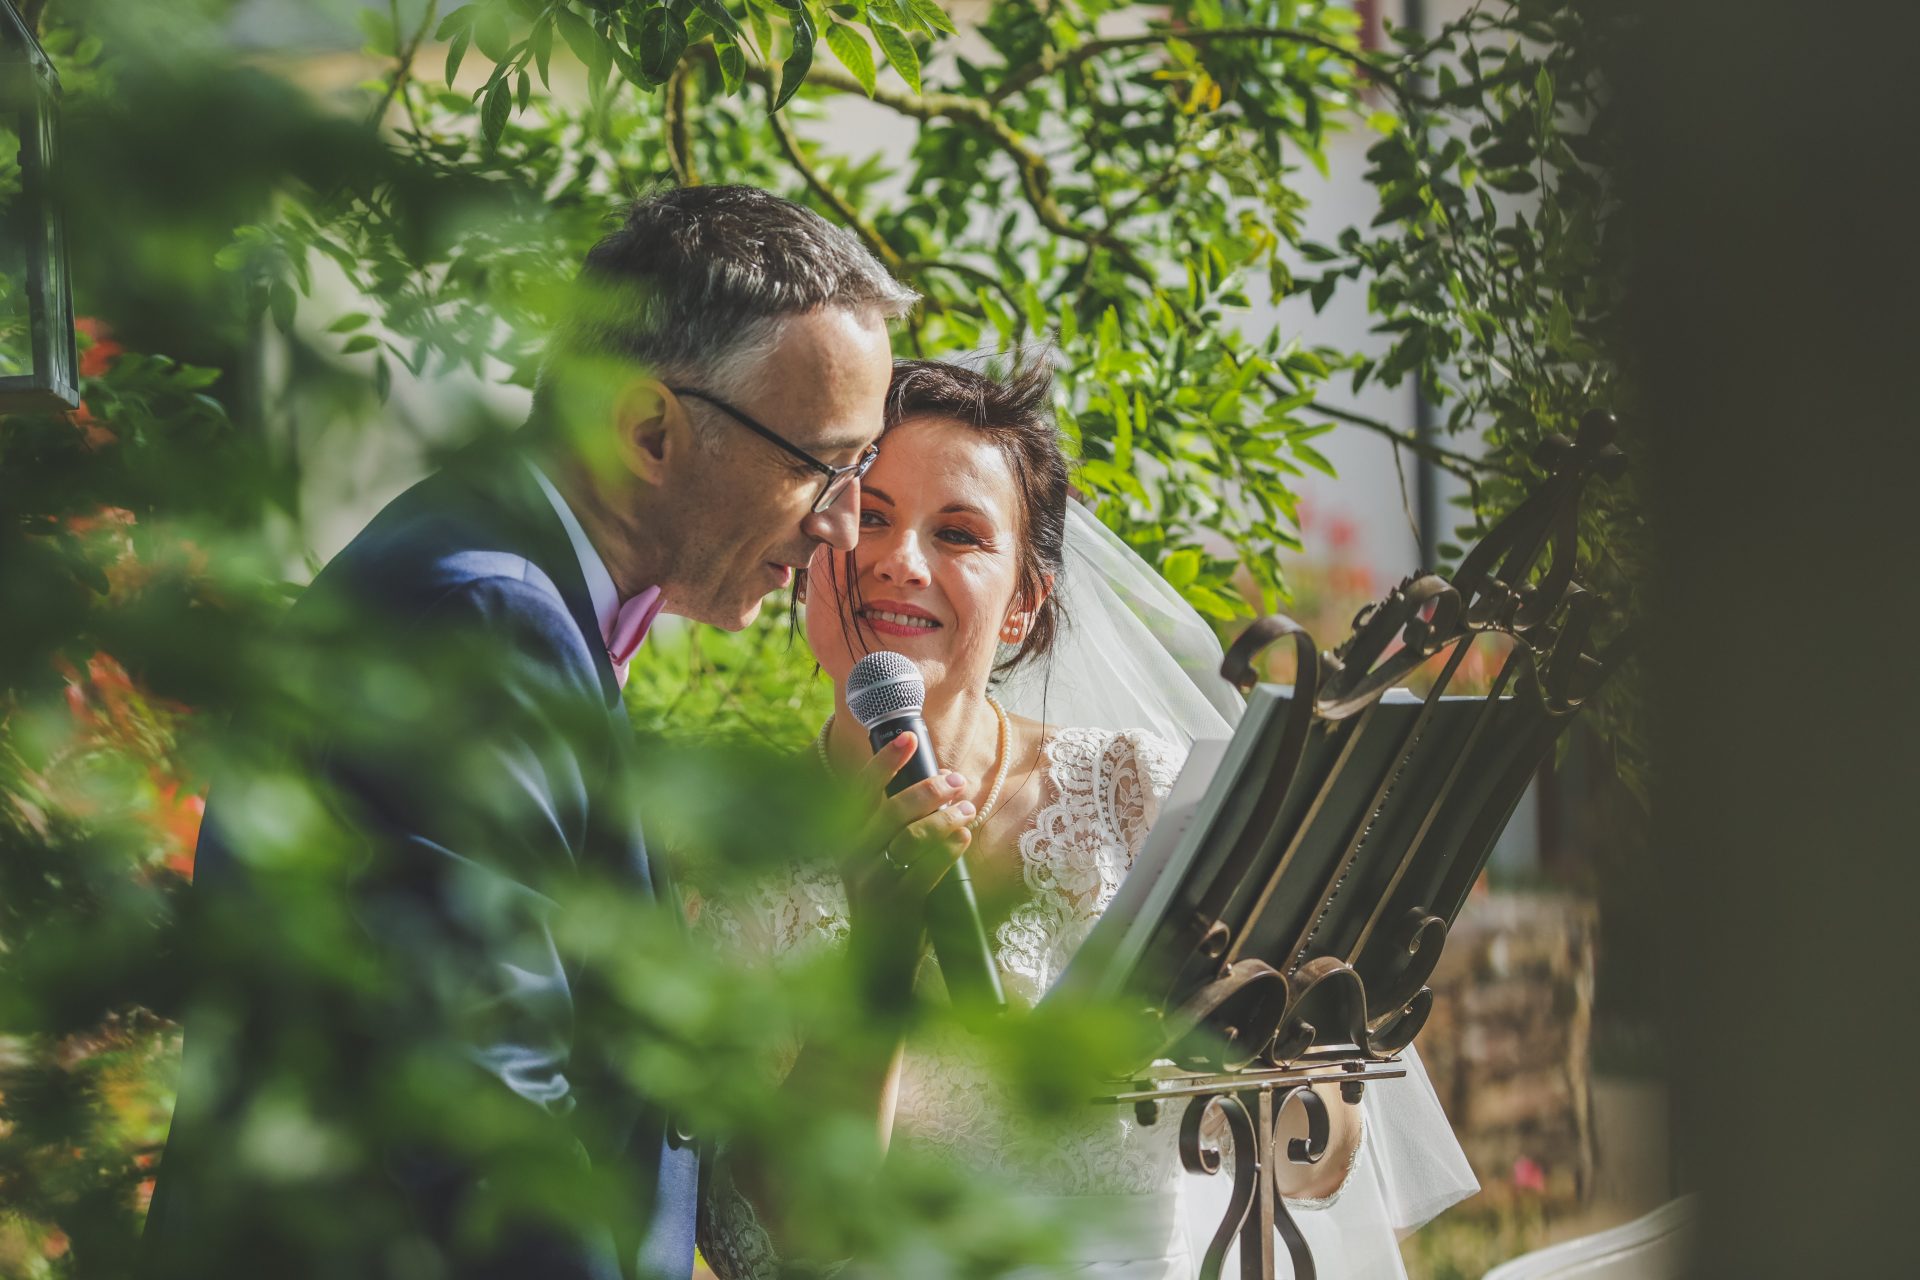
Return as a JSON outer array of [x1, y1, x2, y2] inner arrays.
[[854, 600, 942, 635], [805, 413, 1041, 706]]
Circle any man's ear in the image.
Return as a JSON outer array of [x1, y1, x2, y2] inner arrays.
[[611, 378, 684, 487]]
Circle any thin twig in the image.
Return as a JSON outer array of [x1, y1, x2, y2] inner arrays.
[[1301, 394, 1500, 477], [764, 95, 902, 273], [899, 257, 1022, 324], [733, 53, 1157, 285], [727, 44, 1500, 487], [1388, 435, 1423, 556], [989, 25, 1398, 107], [366, 0, 440, 130]]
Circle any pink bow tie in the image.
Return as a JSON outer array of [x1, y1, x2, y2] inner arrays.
[[608, 585, 664, 678]]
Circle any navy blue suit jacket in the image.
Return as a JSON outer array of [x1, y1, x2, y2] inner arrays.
[[143, 444, 698, 1280]]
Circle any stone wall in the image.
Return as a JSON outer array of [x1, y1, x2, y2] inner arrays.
[[1417, 890, 1598, 1201]]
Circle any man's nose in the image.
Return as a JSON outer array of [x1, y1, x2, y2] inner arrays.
[[801, 483, 861, 552]]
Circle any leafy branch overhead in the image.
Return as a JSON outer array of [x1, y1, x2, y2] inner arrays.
[[332, 0, 1624, 625]]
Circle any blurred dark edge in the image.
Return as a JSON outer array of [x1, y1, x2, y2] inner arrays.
[[1615, 0, 1920, 1272]]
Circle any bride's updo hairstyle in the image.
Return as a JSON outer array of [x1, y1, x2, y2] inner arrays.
[[823, 357, 1071, 677]]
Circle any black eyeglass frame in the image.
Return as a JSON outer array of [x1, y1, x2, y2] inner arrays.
[[667, 385, 878, 514]]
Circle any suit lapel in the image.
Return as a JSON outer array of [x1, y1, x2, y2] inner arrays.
[[446, 439, 624, 709]]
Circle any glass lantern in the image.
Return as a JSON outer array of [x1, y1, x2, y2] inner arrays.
[[0, 0, 76, 413]]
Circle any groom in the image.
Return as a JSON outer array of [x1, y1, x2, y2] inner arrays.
[[142, 186, 914, 1279]]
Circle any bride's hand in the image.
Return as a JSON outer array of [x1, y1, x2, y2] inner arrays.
[[840, 731, 973, 920]]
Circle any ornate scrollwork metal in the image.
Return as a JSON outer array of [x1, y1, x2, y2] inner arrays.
[[1178, 1082, 1338, 1280], [1181, 1092, 1258, 1278], [1160, 410, 1624, 1076]]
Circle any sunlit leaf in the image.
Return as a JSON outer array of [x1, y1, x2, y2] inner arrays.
[[871, 21, 921, 95], [825, 22, 876, 96]]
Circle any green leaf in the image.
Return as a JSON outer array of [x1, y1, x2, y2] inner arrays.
[[269, 279, 296, 334], [717, 38, 746, 94], [694, 0, 743, 37], [1293, 441, 1336, 477], [444, 28, 471, 84], [481, 76, 510, 149], [341, 334, 379, 355], [530, 17, 553, 86], [1182, 585, 1240, 621], [1019, 282, 1047, 336], [326, 312, 370, 334], [976, 287, 1014, 340], [554, 9, 600, 68], [1548, 297, 1574, 351], [435, 5, 476, 40], [636, 6, 689, 84], [773, 2, 817, 112], [747, 7, 774, 57], [374, 354, 393, 403], [474, 6, 511, 61], [870, 21, 920, 94], [904, 0, 956, 36], [824, 22, 875, 95], [1076, 458, 1149, 504], [1162, 548, 1201, 590]]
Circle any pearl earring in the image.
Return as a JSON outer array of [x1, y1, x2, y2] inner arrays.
[[1001, 620, 1024, 643]]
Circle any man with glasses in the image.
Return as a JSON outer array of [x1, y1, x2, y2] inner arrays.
[[144, 186, 914, 1280]]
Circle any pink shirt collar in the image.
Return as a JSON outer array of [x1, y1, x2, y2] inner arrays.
[[525, 460, 663, 688]]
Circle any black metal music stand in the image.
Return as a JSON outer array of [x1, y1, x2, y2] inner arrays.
[[1066, 413, 1627, 1280]]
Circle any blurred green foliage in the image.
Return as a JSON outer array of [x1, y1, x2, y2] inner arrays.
[[0, 0, 1630, 1274]]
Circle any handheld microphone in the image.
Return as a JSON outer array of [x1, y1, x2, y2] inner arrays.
[[846, 651, 1007, 1013]]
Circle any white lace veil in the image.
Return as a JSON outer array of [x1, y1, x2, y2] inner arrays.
[[992, 503, 1241, 741], [996, 502, 1479, 1253]]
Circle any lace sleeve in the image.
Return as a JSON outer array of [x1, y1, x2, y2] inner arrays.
[[1103, 728, 1184, 869], [691, 858, 851, 967]]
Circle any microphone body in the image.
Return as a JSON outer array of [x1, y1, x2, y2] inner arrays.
[[848, 654, 1007, 1013]]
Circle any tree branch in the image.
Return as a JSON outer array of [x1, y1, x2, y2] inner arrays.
[[733, 53, 1157, 285], [764, 91, 903, 274], [726, 45, 1490, 486], [900, 256, 1024, 318], [989, 24, 1394, 107], [366, 0, 439, 131], [1299, 391, 1503, 488], [666, 60, 697, 186]]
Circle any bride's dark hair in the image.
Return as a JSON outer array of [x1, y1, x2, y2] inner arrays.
[[814, 356, 1070, 676]]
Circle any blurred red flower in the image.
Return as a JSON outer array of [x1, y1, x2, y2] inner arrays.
[[76, 316, 124, 379]]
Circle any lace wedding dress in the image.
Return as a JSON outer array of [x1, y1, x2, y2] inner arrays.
[[698, 724, 1436, 1279]]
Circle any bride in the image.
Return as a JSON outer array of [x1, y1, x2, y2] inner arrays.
[[696, 358, 1478, 1278]]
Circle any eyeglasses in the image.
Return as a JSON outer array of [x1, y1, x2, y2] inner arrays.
[[667, 386, 879, 514]]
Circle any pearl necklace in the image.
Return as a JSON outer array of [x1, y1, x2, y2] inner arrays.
[[814, 694, 1010, 834]]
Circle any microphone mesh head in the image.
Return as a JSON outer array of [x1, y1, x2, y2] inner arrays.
[[847, 651, 925, 728]]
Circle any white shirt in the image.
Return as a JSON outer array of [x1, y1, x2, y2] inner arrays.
[[526, 457, 625, 670]]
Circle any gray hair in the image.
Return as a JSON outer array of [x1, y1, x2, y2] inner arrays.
[[534, 185, 917, 420]]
